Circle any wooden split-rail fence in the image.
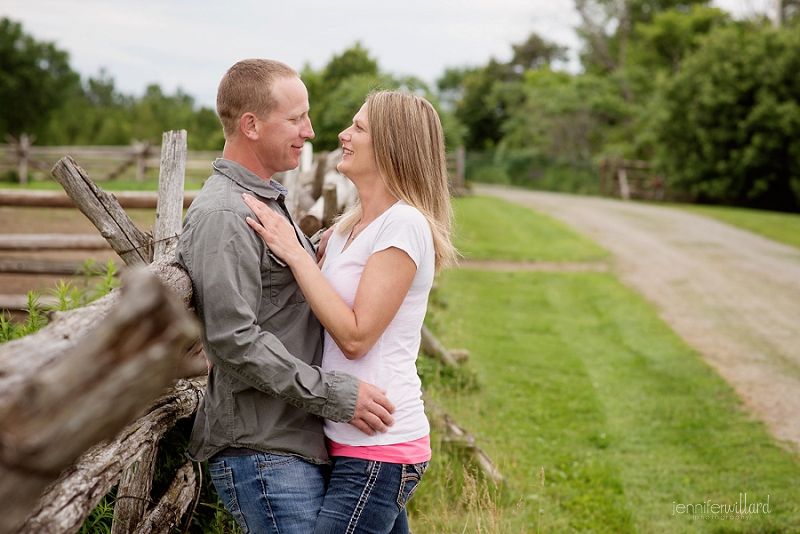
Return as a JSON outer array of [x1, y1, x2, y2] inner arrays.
[[1, 135, 221, 185], [0, 131, 492, 534], [598, 156, 665, 201]]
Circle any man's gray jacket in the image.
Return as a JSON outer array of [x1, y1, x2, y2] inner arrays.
[[176, 158, 359, 464]]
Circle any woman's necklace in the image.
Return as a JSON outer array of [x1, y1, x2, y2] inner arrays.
[[346, 201, 398, 245]]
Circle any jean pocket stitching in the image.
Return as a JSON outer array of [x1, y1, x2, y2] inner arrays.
[[209, 464, 249, 533], [397, 464, 423, 511]]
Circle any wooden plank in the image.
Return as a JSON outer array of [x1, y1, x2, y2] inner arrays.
[[0, 258, 86, 275], [153, 131, 187, 261], [0, 234, 110, 250], [0, 189, 200, 209], [51, 157, 153, 267]]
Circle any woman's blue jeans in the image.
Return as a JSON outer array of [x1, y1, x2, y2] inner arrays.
[[209, 453, 327, 534], [313, 457, 428, 534]]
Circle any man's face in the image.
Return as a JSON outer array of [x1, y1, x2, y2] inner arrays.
[[256, 76, 314, 177]]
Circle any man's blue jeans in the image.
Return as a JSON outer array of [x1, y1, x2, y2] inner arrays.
[[209, 453, 327, 534], [313, 457, 428, 534]]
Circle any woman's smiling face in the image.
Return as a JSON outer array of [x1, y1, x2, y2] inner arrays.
[[337, 103, 379, 180]]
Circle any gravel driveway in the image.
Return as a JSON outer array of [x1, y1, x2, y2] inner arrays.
[[476, 184, 800, 452]]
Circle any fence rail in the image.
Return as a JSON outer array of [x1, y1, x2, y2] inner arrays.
[[0, 138, 220, 183]]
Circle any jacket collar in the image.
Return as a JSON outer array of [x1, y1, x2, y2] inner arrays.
[[212, 158, 288, 200]]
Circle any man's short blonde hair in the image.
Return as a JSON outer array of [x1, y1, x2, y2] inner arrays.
[[216, 59, 298, 140]]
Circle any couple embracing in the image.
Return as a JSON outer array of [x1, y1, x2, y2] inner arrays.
[[176, 59, 455, 534]]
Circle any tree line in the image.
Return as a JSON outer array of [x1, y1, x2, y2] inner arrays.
[[2, 1, 799, 211]]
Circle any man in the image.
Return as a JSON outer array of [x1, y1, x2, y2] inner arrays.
[[175, 59, 394, 534]]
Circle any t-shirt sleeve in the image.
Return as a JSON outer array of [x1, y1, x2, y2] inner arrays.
[[371, 206, 431, 267]]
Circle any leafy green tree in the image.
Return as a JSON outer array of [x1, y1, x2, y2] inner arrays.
[[501, 68, 630, 160], [0, 17, 79, 138], [628, 5, 730, 74], [575, 0, 713, 75], [440, 32, 573, 151], [654, 23, 800, 211], [303, 43, 380, 151], [301, 44, 456, 151], [43, 72, 223, 150]]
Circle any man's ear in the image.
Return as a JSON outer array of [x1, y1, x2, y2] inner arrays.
[[240, 112, 259, 141]]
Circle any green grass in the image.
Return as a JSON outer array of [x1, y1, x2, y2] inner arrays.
[[410, 196, 800, 533], [675, 204, 800, 250], [1, 168, 208, 191], [452, 195, 608, 263]]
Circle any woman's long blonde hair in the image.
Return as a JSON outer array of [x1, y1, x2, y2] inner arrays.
[[336, 91, 456, 272]]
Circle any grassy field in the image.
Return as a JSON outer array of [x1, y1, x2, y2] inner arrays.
[[452, 195, 608, 263], [674, 204, 800, 250], [410, 196, 800, 533]]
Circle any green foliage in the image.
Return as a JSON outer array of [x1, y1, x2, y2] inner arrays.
[[76, 491, 117, 534], [628, 5, 730, 75], [448, 60, 515, 150], [654, 23, 800, 211], [301, 43, 461, 152], [0, 258, 121, 344], [41, 70, 224, 150], [0, 17, 79, 138], [677, 203, 800, 250], [501, 68, 631, 160], [576, 0, 713, 75]]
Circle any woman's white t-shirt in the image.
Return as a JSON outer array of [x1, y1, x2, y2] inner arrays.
[[321, 201, 433, 446]]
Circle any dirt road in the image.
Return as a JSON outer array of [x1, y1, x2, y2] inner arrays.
[[476, 184, 800, 452]]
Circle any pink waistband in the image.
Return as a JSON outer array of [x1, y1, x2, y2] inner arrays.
[[327, 435, 431, 464]]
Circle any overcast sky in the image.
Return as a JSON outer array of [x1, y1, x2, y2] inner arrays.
[[3, 0, 768, 109]]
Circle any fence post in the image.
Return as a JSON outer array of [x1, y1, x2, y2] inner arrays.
[[618, 166, 630, 201], [133, 140, 152, 182], [455, 146, 465, 190], [4, 133, 35, 185], [154, 131, 187, 261], [322, 184, 338, 229]]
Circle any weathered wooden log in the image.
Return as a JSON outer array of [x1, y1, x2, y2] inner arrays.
[[51, 156, 153, 267], [311, 150, 329, 200], [153, 131, 187, 261], [16, 377, 205, 534], [425, 401, 504, 484], [0, 255, 193, 399], [0, 258, 87, 275], [0, 270, 199, 534], [0, 190, 199, 209], [322, 183, 338, 229], [131, 462, 197, 534], [0, 234, 110, 251], [421, 324, 459, 368], [111, 442, 159, 534]]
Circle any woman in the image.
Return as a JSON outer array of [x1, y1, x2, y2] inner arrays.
[[242, 90, 455, 533]]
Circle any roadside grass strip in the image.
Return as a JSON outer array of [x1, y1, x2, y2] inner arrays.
[[675, 204, 800, 251], [411, 196, 800, 533], [452, 195, 608, 263]]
